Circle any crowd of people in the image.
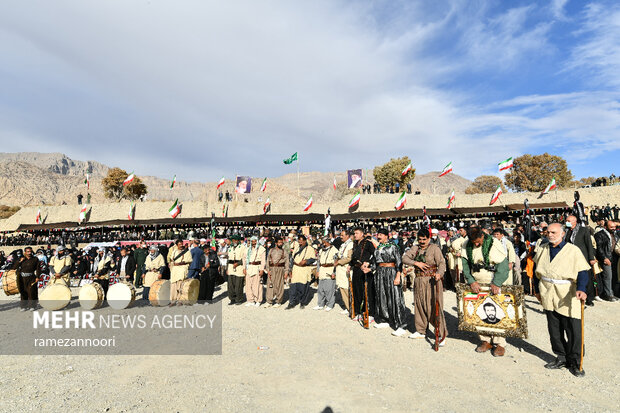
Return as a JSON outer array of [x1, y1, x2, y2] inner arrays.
[[2, 202, 619, 377]]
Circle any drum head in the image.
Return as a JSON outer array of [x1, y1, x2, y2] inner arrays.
[[79, 283, 104, 310], [40, 284, 72, 311], [107, 283, 135, 309], [182, 278, 200, 304], [149, 279, 170, 307]]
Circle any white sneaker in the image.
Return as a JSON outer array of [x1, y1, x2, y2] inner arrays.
[[254, 302, 260, 307], [438, 339, 446, 347], [369, 316, 375, 324], [324, 307, 333, 312], [408, 331, 426, 339], [391, 328, 407, 337], [374, 322, 390, 329], [339, 309, 349, 315], [245, 302, 254, 307], [272, 303, 281, 308], [313, 306, 324, 310], [29, 308, 36, 312], [203, 301, 210, 306], [263, 303, 272, 308], [594, 296, 603, 302]]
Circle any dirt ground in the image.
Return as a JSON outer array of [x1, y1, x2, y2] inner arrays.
[[0, 283, 618, 413]]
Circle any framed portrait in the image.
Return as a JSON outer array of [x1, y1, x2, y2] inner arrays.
[[347, 169, 363, 189], [235, 176, 252, 193], [455, 283, 528, 339]]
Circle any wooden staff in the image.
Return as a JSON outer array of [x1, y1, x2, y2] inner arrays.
[[434, 276, 441, 352], [348, 271, 355, 319], [363, 278, 370, 329], [580, 300, 585, 372]]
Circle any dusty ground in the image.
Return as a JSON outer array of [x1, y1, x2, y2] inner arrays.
[[0, 283, 618, 413]]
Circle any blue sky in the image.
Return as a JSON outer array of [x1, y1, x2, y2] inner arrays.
[[0, 0, 618, 181]]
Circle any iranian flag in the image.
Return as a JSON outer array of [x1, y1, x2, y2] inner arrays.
[[169, 199, 181, 218], [222, 203, 228, 217], [333, 176, 337, 190], [446, 189, 455, 209], [541, 177, 557, 195], [489, 185, 503, 205], [263, 197, 271, 214], [348, 191, 361, 208], [79, 204, 89, 223], [498, 157, 513, 172], [123, 171, 135, 186], [303, 195, 313, 212], [170, 174, 177, 190], [260, 178, 267, 192], [401, 161, 413, 176], [395, 191, 407, 210], [439, 162, 453, 177], [128, 202, 135, 220], [216, 177, 225, 189], [84, 173, 90, 189], [35, 208, 42, 224]]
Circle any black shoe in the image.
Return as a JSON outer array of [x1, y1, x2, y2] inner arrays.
[[544, 358, 566, 369], [569, 364, 586, 377], [585, 301, 594, 307], [611, 296, 620, 302], [235, 302, 243, 306], [285, 304, 295, 310], [602, 296, 615, 302], [300, 305, 306, 310]]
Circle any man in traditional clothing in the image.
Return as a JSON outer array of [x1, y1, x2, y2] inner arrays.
[[264, 236, 290, 307], [227, 235, 247, 305], [492, 228, 518, 285], [92, 247, 113, 298], [13, 247, 41, 311], [133, 241, 148, 288], [461, 225, 510, 356], [350, 227, 375, 322], [142, 244, 166, 300], [286, 234, 316, 310], [48, 246, 73, 286], [314, 237, 338, 311], [243, 236, 266, 307], [448, 226, 468, 286], [402, 228, 447, 345], [335, 229, 354, 315], [366, 228, 407, 336], [199, 245, 220, 303], [534, 223, 590, 377], [593, 220, 618, 301], [167, 239, 192, 305]]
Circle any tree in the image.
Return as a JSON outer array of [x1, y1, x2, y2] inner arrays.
[[373, 157, 415, 188], [102, 168, 148, 201], [504, 153, 573, 192], [465, 176, 506, 194]]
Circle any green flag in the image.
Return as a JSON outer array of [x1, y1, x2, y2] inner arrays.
[[283, 152, 298, 165]]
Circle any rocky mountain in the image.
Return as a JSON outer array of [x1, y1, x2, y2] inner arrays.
[[0, 153, 472, 206], [0, 152, 109, 177]]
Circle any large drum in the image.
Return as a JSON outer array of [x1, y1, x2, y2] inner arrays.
[[39, 283, 72, 311], [78, 282, 105, 310], [143, 271, 160, 288], [178, 278, 200, 305], [149, 279, 170, 307], [107, 282, 136, 310], [2, 270, 20, 296]]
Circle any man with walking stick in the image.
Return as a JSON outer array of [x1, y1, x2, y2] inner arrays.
[[534, 223, 590, 377]]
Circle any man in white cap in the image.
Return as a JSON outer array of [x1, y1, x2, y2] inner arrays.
[[243, 236, 266, 306], [48, 245, 73, 286]]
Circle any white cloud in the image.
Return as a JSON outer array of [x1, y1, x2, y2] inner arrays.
[[0, 0, 617, 183], [568, 2, 620, 88]]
